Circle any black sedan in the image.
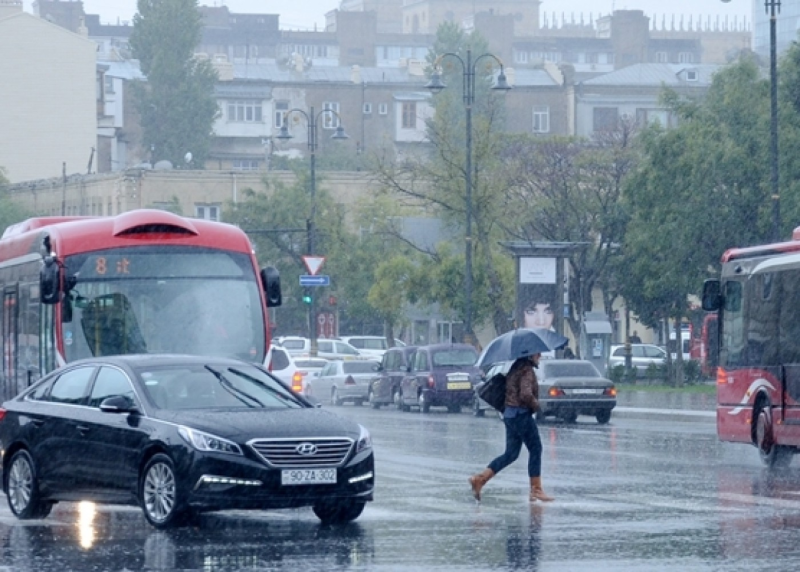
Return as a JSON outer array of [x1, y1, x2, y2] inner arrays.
[[0, 354, 374, 528]]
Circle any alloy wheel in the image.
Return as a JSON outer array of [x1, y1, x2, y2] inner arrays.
[[143, 461, 176, 523]]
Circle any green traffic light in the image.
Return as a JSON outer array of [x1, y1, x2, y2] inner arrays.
[[302, 294, 312, 304]]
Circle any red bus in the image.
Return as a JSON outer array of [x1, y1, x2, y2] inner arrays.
[[702, 228, 800, 467], [0, 209, 281, 401]]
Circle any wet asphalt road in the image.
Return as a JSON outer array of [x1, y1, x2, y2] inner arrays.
[[3, 392, 800, 571]]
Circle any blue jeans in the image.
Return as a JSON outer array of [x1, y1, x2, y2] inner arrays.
[[488, 413, 542, 478]]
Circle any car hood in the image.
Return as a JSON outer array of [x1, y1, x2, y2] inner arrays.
[[155, 407, 362, 441]]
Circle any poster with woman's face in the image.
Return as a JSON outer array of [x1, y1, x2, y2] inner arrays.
[[518, 257, 557, 332]]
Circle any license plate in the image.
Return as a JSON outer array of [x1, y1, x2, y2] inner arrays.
[[447, 382, 472, 390], [281, 468, 337, 485], [570, 388, 600, 395]]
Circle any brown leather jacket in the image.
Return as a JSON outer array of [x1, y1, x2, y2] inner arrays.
[[505, 360, 539, 411]]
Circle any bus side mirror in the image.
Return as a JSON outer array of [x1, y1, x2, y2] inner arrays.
[[40, 256, 61, 304], [701, 279, 721, 312], [261, 265, 282, 307]]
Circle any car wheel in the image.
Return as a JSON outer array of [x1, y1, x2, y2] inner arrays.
[[354, 399, 364, 407], [331, 388, 343, 406], [312, 500, 366, 524], [756, 402, 793, 469], [140, 453, 187, 529], [369, 388, 380, 409], [561, 411, 578, 424], [6, 450, 52, 520], [596, 409, 612, 425], [447, 404, 461, 414], [418, 392, 431, 413]]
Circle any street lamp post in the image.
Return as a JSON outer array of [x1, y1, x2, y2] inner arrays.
[[426, 49, 510, 344], [276, 107, 348, 357], [767, 0, 781, 242]]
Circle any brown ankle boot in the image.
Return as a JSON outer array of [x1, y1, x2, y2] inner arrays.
[[529, 476, 554, 502], [468, 468, 495, 501]]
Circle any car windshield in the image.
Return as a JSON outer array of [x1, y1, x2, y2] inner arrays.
[[281, 339, 306, 350], [138, 364, 305, 410], [342, 361, 378, 374], [432, 349, 477, 367], [353, 339, 387, 350], [542, 362, 600, 378], [62, 247, 266, 364]]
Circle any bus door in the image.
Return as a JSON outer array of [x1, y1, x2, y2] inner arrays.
[[2, 286, 19, 400]]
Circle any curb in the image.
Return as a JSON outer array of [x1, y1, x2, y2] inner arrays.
[[613, 406, 715, 421]]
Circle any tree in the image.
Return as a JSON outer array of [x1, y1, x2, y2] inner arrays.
[[129, 0, 219, 167], [0, 169, 33, 235], [373, 23, 516, 342]]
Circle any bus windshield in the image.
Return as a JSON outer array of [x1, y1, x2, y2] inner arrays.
[[61, 246, 266, 363]]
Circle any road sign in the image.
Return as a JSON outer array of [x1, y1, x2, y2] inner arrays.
[[302, 255, 326, 276], [299, 274, 330, 286]]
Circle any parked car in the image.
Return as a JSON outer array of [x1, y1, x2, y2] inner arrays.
[[537, 359, 617, 424], [277, 336, 363, 360], [368, 345, 418, 409], [266, 345, 303, 392], [292, 357, 329, 397], [312, 360, 381, 406], [399, 344, 482, 413], [608, 343, 667, 375], [337, 336, 390, 359], [0, 354, 374, 528]]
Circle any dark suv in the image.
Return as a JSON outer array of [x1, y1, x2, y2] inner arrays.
[[399, 343, 481, 413], [368, 345, 417, 409]]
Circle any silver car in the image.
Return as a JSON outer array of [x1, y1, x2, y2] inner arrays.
[[608, 343, 667, 375], [311, 359, 381, 406]]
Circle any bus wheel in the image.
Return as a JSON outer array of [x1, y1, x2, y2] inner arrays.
[[756, 404, 793, 469]]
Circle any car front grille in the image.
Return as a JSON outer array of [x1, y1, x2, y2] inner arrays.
[[248, 437, 354, 468]]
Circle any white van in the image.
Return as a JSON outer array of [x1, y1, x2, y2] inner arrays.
[[337, 336, 390, 358]]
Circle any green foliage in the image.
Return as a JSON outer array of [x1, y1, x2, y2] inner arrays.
[[130, 0, 219, 168], [683, 359, 703, 385], [645, 362, 665, 384], [608, 364, 626, 385]]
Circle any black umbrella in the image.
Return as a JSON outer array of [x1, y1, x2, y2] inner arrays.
[[477, 328, 569, 369]]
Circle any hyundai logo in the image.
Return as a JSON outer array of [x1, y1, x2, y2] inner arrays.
[[296, 442, 318, 456]]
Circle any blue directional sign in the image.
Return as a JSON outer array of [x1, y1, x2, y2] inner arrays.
[[299, 274, 330, 287]]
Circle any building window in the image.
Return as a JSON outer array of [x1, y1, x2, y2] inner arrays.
[[593, 107, 619, 132], [401, 102, 417, 129], [363, 102, 372, 114], [227, 100, 263, 123], [656, 51, 669, 63], [195, 204, 220, 221], [532, 106, 550, 133], [274, 100, 289, 128], [636, 108, 669, 127], [378, 103, 388, 115], [232, 159, 259, 171], [322, 101, 340, 129], [678, 52, 694, 64], [685, 70, 699, 81]]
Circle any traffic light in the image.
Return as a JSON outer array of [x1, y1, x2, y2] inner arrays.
[[302, 289, 312, 304]]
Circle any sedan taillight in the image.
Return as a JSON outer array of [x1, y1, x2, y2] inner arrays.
[[548, 387, 565, 397], [291, 372, 303, 392], [0, 408, 5, 421], [427, 375, 435, 389], [604, 387, 617, 397]]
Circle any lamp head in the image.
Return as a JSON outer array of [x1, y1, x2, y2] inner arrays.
[[425, 71, 446, 93], [275, 124, 292, 140], [331, 125, 349, 140]]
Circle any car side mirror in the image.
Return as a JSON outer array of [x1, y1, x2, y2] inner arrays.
[[99, 395, 138, 413]]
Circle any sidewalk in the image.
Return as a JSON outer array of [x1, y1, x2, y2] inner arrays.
[[613, 389, 716, 421]]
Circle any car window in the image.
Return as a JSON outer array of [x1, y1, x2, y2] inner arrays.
[[270, 347, 290, 370], [281, 339, 306, 350], [335, 342, 359, 355], [632, 346, 645, 358], [359, 338, 387, 350], [138, 364, 305, 410], [343, 361, 377, 374], [318, 340, 332, 352], [49, 366, 95, 404], [28, 378, 53, 401], [645, 346, 665, 358], [432, 349, 477, 367], [542, 362, 600, 378], [612, 347, 625, 357], [89, 366, 137, 408]]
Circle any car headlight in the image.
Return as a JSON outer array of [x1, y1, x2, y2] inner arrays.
[[356, 424, 372, 454], [178, 426, 243, 456]]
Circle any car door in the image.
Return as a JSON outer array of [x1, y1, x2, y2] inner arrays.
[[79, 366, 147, 496], [314, 361, 337, 400], [33, 366, 97, 494], [372, 350, 393, 401], [402, 349, 428, 405]]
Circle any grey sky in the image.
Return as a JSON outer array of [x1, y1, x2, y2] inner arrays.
[[24, 0, 752, 30]]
